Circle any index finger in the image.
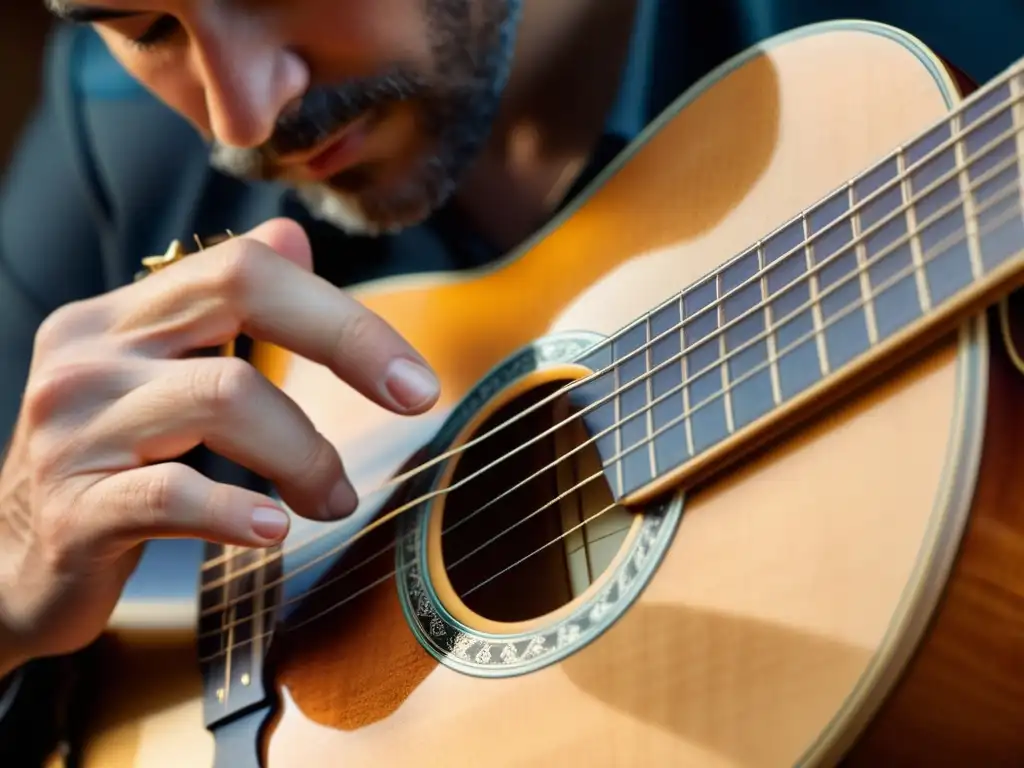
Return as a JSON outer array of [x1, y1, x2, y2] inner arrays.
[[122, 219, 440, 415]]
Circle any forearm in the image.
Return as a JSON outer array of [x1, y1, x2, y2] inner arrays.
[[0, 444, 82, 765]]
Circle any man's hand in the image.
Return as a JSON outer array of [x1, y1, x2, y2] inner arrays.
[[0, 218, 439, 676]]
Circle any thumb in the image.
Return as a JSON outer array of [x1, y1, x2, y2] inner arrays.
[[78, 463, 290, 557], [241, 217, 314, 273]]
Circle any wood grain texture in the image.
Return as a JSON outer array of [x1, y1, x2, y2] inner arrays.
[[258, 24, 978, 768], [69, 22, 1024, 768], [272, 529, 440, 732], [844, 289, 1024, 766]]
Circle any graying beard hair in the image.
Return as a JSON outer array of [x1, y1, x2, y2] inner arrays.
[[209, 0, 523, 236], [209, 143, 265, 178], [296, 184, 379, 236]]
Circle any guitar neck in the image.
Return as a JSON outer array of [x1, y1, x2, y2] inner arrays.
[[570, 58, 1024, 506], [197, 541, 281, 728]]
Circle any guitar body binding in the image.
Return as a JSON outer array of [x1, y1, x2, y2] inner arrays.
[[71, 20, 1024, 768]]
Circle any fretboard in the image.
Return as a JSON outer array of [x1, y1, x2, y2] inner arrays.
[[570, 59, 1024, 504], [198, 542, 282, 728]]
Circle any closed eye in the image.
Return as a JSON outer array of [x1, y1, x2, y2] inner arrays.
[[129, 14, 181, 50]]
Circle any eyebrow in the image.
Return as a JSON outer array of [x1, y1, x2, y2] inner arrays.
[[45, 0, 144, 22]]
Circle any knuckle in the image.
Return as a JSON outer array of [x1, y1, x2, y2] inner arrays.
[[292, 434, 339, 488], [199, 358, 261, 415], [21, 374, 64, 428], [211, 239, 271, 304], [141, 464, 189, 516], [332, 310, 380, 370], [22, 360, 115, 428], [203, 481, 239, 528], [102, 465, 187, 536], [34, 301, 92, 355]]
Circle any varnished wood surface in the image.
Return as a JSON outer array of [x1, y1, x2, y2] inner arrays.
[[71, 22, 1024, 767], [262, 26, 973, 767], [844, 291, 1024, 766], [76, 632, 213, 767]]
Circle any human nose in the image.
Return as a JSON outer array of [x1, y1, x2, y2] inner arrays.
[[190, 23, 309, 149]]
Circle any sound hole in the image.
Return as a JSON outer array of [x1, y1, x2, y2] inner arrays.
[[440, 379, 635, 624]]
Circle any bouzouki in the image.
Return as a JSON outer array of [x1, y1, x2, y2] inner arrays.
[[64, 19, 1024, 767]]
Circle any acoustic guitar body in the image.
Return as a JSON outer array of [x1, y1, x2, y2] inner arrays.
[[72, 21, 1024, 768]]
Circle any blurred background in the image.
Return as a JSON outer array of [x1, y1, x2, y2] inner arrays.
[[0, 6, 51, 171], [3, 1, 1022, 186]]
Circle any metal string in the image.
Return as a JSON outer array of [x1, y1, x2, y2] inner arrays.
[[200, 82, 1024, 602], [199, 495, 622, 662], [200, 158, 1024, 650], [199, 61, 1022, 582]]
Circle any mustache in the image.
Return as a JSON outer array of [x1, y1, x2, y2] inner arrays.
[[209, 69, 428, 178], [268, 70, 427, 157]]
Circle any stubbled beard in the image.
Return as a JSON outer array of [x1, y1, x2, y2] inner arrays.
[[209, 0, 522, 237]]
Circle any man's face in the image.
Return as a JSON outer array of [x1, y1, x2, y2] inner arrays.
[[51, 0, 521, 235]]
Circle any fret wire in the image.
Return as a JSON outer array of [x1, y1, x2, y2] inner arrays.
[[801, 212, 830, 376], [637, 95, 1021, 414], [1012, 73, 1024, 224], [621, 189, 1022, 483], [205, 632, 269, 661], [663, 64, 1020, 343], [201, 561, 421, 662], [614, 170, 1024, 494], [954, 112, 986, 280], [643, 315, 657, 478], [462, 501, 620, 599], [197, 82, 1024, 663], [849, 179, 880, 345], [216, 159, 1015, 638], [204, 134, 1024, 612], [223, 544, 234, 703], [200, 78, 1024, 595], [253, 547, 264, 674], [202, 73, 1024, 582], [758, 242, 783, 406], [205, 176, 1024, 660], [200, 77, 1023, 577], [204, 174, 1024, 650], [898, 144, 934, 312], [706, 168, 1017, 441], [647, 180, 1024, 455], [442, 466, 603, 573], [612, 351, 624, 498], [716, 274, 736, 435], [680, 295, 695, 457]]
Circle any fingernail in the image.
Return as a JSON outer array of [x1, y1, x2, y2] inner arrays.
[[327, 478, 359, 518], [251, 506, 290, 541], [384, 358, 439, 411]]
